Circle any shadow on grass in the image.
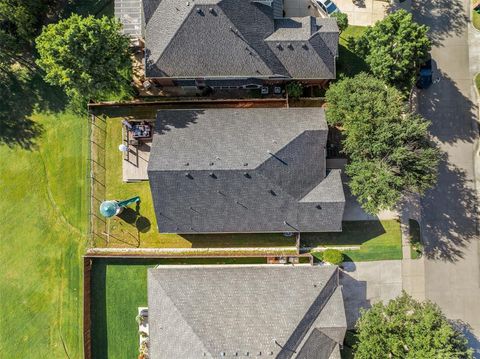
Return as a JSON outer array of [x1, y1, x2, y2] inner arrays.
[[0, 70, 69, 149], [181, 233, 295, 248], [91, 260, 108, 359], [337, 44, 369, 78], [301, 221, 387, 247]]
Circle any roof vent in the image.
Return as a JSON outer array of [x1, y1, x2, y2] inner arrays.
[[209, 162, 214, 166], [270, 190, 276, 196], [244, 172, 251, 178], [184, 162, 189, 166], [302, 43, 308, 49], [185, 172, 193, 179], [243, 162, 248, 166], [196, 7, 202, 14], [316, 205, 322, 209], [276, 42, 282, 49], [209, 172, 217, 178], [186, 1, 190, 6], [220, 352, 225, 357], [209, 7, 214, 13], [287, 43, 292, 48]]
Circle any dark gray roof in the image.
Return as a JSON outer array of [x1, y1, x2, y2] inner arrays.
[[142, 0, 339, 79], [147, 265, 347, 359], [148, 108, 328, 171], [147, 108, 345, 233]]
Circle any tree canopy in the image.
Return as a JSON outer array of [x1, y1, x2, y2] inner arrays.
[[36, 14, 132, 103], [331, 12, 348, 33], [326, 73, 439, 214], [350, 9, 431, 91], [355, 292, 473, 359], [0, 0, 64, 65]]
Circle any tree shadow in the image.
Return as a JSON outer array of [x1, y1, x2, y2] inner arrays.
[[0, 69, 69, 150], [411, 0, 468, 47], [420, 156, 477, 262], [417, 70, 477, 145], [451, 320, 480, 358], [0, 70, 44, 149]]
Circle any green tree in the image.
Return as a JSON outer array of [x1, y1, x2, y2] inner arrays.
[[326, 73, 439, 214], [331, 12, 348, 33], [351, 9, 430, 91], [0, 0, 64, 65], [36, 14, 132, 103], [355, 292, 473, 359]]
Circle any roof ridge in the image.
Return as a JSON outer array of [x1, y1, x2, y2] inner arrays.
[[277, 268, 339, 357]]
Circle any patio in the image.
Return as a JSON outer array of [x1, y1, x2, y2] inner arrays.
[[121, 120, 154, 182]]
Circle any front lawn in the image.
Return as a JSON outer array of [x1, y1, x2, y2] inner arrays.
[[337, 25, 369, 78], [409, 219, 423, 259], [306, 220, 402, 262], [473, 10, 480, 31]]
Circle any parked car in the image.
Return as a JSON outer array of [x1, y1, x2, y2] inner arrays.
[[416, 57, 433, 89], [316, 0, 339, 15]]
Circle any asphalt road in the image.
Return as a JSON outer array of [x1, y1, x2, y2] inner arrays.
[[413, 0, 480, 348]]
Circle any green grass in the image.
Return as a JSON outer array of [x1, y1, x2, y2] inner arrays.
[[0, 1, 115, 355], [473, 10, 480, 31], [91, 257, 268, 358], [306, 220, 402, 262], [337, 25, 369, 78], [409, 219, 422, 260], [92, 118, 296, 249], [0, 109, 88, 357]]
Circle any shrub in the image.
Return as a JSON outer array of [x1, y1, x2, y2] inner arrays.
[[286, 82, 303, 99], [322, 249, 344, 265]]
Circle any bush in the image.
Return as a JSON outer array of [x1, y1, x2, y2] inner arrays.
[[322, 249, 344, 265], [286, 82, 303, 99]]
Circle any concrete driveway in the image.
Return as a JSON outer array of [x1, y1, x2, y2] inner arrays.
[[413, 0, 480, 349], [340, 260, 402, 328]]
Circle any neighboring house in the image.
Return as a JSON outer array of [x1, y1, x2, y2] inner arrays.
[[147, 265, 347, 359], [116, 0, 339, 88], [147, 107, 345, 234]]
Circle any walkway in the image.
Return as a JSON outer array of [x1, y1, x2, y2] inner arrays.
[[413, 0, 480, 348]]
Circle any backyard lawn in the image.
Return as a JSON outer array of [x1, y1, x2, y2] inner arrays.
[[91, 258, 268, 358], [337, 25, 369, 78], [91, 116, 297, 249], [305, 220, 403, 262]]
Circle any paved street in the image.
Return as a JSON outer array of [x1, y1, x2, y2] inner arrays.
[[413, 0, 480, 349]]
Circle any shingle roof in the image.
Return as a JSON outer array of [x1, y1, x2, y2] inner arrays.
[[147, 108, 345, 233], [148, 108, 327, 171], [147, 265, 347, 359], [142, 0, 339, 79]]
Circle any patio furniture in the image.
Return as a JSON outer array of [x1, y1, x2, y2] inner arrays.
[[131, 123, 152, 140]]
